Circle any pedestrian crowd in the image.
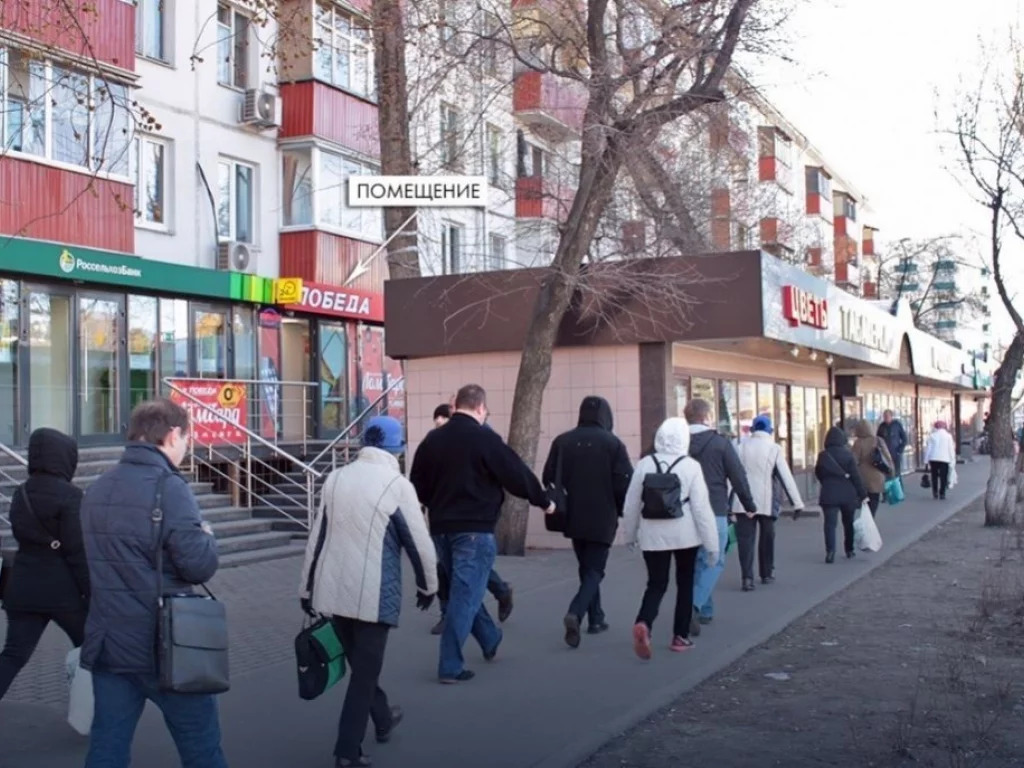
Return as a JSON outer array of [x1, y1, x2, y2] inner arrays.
[[0, 389, 951, 767]]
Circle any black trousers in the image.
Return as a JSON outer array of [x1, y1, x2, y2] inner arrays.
[[331, 617, 394, 761], [866, 492, 881, 518], [636, 548, 699, 639], [823, 506, 856, 555], [735, 515, 775, 581], [568, 539, 610, 627], [930, 461, 950, 498], [0, 609, 86, 699]]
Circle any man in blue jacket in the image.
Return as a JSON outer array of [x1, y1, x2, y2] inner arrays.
[[81, 398, 223, 768]]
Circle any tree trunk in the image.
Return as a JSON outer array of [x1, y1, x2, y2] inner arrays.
[[985, 330, 1024, 526], [371, 0, 419, 280]]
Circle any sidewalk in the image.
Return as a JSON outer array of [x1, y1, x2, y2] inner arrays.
[[0, 460, 988, 768]]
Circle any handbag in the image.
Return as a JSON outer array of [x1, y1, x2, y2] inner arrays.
[[884, 477, 905, 505], [295, 616, 346, 701], [544, 445, 568, 533], [151, 474, 230, 695], [871, 438, 893, 476], [921, 473, 931, 489]]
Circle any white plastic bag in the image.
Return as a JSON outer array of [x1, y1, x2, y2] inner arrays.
[[66, 647, 93, 735], [948, 465, 958, 489], [853, 502, 882, 552]]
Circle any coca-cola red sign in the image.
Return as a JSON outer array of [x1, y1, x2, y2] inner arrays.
[[168, 379, 249, 445]]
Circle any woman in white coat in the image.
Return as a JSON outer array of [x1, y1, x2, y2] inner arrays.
[[924, 420, 957, 500], [623, 417, 718, 657], [732, 415, 803, 590]]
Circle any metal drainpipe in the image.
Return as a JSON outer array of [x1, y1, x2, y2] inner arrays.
[[477, 0, 488, 270]]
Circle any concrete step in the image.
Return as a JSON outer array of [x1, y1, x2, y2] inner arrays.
[[210, 518, 275, 539], [217, 541, 307, 569], [202, 507, 253, 524], [216, 530, 294, 554]]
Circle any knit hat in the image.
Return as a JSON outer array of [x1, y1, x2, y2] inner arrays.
[[752, 414, 773, 434], [362, 416, 405, 454], [934, 420, 947, 431]]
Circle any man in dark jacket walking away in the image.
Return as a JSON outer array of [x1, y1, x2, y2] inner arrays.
[[0, 428, 88, 699], [816, 426, 869, 563], [876, 410, 908, 486], [685, 399, 756, 626], [411, 384, 553, 684], [81, 399, 223, 768], [543, 396, 633, 649]]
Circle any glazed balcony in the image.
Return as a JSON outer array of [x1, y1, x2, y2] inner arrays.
[[514, 71, 586, 141], [0, 0, 135, 70], [515, 176, 575, 222]]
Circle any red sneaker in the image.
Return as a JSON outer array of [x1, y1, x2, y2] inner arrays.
[[670, 635, 694, 652], [632, 622, 652, 660]]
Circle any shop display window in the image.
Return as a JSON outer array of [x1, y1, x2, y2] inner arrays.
[[738, 381, 756, 439], [691, 378, 716, 424], [790, 387, 806, 471], [128, 295, 158, 408], [718, 380, 738, 439]]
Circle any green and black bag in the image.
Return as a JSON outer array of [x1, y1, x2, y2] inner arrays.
[[295, 616, 345, 701]]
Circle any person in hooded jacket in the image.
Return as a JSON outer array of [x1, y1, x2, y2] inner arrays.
[[815, 426, 869, 563], [0, 428, 88, 700], [622, 418, 718, 657], [852, 419, 894, 517], [732, 416, 803, 590], [543, 396, 633, 648]]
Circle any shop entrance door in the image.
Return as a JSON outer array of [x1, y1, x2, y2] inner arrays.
[[23, 287, 74, 440], [317, 321, 350, 438], [77, 293, 127, 443]]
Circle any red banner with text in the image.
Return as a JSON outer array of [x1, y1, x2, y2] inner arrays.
[[168, 379, 249, 445]]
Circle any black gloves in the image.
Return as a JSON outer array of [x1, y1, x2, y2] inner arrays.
[[416, 591, 435, 611], [792, 508, 802, 521], [300, 597, 316, 618]]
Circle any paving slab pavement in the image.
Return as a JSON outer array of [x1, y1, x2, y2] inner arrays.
[[0, 460, 989, 768]]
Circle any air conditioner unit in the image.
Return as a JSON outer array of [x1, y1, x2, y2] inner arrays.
[[240, 89, 278, 128], [217, 241, 258, 273]]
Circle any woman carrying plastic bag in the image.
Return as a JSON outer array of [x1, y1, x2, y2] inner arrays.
[[66, 646, 93, 735], [853, 502, 883, 552]]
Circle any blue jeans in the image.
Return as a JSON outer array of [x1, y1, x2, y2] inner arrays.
[[692, 516, 729, 619], [85, 671, 227, 768], [434, 533, 510, 611], [436, 532, 502, 679]]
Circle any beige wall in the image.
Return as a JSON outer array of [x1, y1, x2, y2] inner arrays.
[[405, 346, 642, 549], [672, 344, 829, 388], [859, 377, 916, 398]]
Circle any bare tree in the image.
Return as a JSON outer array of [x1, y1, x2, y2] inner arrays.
[[952, 37, 1024, 526]]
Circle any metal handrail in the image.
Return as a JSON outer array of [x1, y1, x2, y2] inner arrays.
[[308, 377, 406, 469], [0, 443, 26, 527], [0, 442, 27, 466]]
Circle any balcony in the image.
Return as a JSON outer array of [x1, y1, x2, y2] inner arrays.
[[515, 176, 575, 222], [835, 260, 860, 288], [863, 280, 878, 298], [514, 71, 586, 140], [0, 0, 135, 70]]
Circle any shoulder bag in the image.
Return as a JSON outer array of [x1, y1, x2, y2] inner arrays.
[[871, 437, 893, 476], [151, 474, 230, 695], [544, 444, 568, 533], [20, 486, 62, 550]]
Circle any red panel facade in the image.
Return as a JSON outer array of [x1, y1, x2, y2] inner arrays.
[[280, 81, 380, 158], [280, 230, 388, 293], [806, 193, 821, 216], [710, 188, 731, 250], [758, 156, 776, 183], [513, 71, 586, 134], [515, 176, 574, 222], [0, 158, 133, 252], [0, 0, 135, 69]]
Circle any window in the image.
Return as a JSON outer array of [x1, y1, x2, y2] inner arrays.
[[136, 0, 167, 62], [486, 123, 502, 187], [439, 0, 457, 54], [318, 149, 381, 241], [442, 222, 463, 274], [440, 103, 460, 169], [840, 195, 857, 221], [217, 158, 255, 243], [517, 133, 545, 178], [805, 167, 832, 200], [281, 148, 313, 227], [217, 3, 250, 90], [314, 2, 374, 99], [488, 233, 506, 270], [132, 135, 168, 226], [482, 11, 501, 77], [1, 49, 131, 175]]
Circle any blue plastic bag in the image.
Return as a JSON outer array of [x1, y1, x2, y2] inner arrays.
[[884, 478, 905, 505]]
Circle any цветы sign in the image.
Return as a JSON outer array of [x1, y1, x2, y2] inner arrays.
[[782, 285, 829, 329]]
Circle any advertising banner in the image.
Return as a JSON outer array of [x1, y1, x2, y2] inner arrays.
[[168, 379, 248, 444]]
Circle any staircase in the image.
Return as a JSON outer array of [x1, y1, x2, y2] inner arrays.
[[0, 446, 305, 569]]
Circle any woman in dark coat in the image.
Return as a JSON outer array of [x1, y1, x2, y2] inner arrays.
[[815, 426, 868, 564], [0, 428, 88, 699]]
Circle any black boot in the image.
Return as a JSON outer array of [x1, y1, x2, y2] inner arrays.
[[376, 706, 404, 743], [825, 551, 835, 564], [742, 578, 755, 592]]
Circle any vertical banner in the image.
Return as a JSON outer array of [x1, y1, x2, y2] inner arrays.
[[258, 310, 282, 440], [358, 326, 385, 419], [385, 356, 406, 424], [168, 379, 248, 444]]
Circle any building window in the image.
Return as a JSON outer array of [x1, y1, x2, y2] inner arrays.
[[517, 133, 545, 178], [840, 195, 857, 221], [217, 2, 250, 90], [0, 49, 131, 175], [482, 11, 501, 77], [488, 233, 506, 270], [136, 0, 167, 62], [440, 103, 460, 169], [318, 149, 382, 241], [441, 222, 463, 274], [132, 135, 168, 226], [805, 166, 832, 200], [217, 158, 255, 243], [281, 147, 313, 227], [439, 0, 457, 54], [486, 123, 502, 187], [314, 2, 374, 99]]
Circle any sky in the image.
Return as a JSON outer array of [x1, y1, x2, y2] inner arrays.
[[750, 0, 1023, 346]]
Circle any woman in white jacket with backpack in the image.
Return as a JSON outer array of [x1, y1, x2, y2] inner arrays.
[[623, 417, 718, 657]]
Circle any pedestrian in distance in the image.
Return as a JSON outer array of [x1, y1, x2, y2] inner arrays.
[[685, 398, 756, 629], [852, 418, 894, 518], [428, 402, 515, 636], [80, 398, 224, 768], [410, 384, 553, 684], [924, 420, 957, 500], [622, 417, 718, 658], [300, 415, 438, 768], [815, 426, 868, 564], [876, 410, 908, 486], [732, 415, 803, 590], [0, 428, 88, 701], [542, 396, 633, 649]]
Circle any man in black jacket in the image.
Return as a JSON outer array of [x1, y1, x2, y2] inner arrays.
[[876, 410, 908, 486], [81, 399, 223, 767], [685, 399, 757, 627], [411, 384, 553, 684], [543, 396, 632, 648]]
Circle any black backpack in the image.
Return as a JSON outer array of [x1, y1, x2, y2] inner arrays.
[[640, 456, 688, 520]]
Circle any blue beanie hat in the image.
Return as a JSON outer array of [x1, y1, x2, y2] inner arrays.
[[362, 416, 405, 454], [752, 414, 773, 434]]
